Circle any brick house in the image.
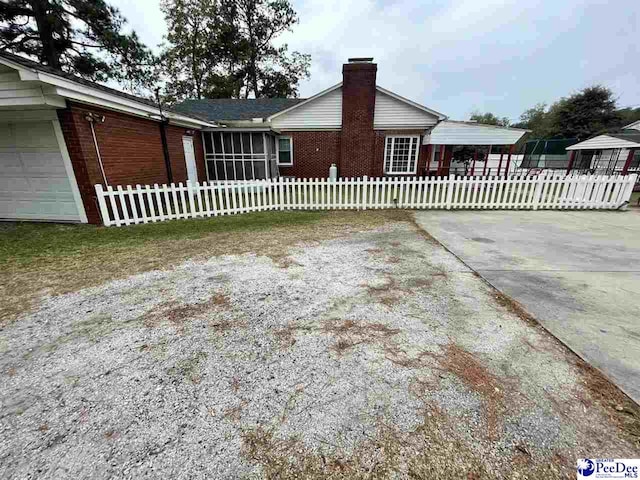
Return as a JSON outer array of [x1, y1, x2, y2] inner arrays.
[[0, 51, 215, 224], [1, 53, 528, 224], [176, 58, 528, 182]]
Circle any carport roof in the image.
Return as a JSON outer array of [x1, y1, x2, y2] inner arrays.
[[424, 120, 530, 146], [566, 133, 640, 150]]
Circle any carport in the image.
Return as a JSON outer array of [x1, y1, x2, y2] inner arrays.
[[423, 120, 529, 177]]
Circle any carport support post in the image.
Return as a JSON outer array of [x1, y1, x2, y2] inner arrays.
[[566, 150, 576, 175], [622, 148, 636, 175], [482, 146, 491, 176], [497, 152, 504, 176], [504, 145, 514, 179], [471, 148, 478, 176], [437, 144, 445, 176]]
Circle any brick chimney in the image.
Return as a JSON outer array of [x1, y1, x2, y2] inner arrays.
[[340, 58, 377, 177]]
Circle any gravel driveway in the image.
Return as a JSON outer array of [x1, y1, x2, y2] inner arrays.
[[1, 217, 638, 479]]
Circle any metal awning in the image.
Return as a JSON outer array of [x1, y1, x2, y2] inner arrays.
[[424, 120, 529, 145]]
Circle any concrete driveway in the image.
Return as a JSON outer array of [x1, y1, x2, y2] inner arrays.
[[414, 209, 640, 404]]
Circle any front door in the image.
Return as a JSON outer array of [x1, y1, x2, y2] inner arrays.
[[182, 136, 198, 183]]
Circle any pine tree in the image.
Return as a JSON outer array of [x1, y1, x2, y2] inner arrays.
[[0, 0, 155, 92]]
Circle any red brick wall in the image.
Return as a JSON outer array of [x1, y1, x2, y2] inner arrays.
[[340, 62, 377, 177], [58, 102, 205, 224], [278, 131, 341, 178]]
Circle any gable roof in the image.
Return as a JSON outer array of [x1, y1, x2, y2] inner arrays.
[[265, 82, 447, 123], [624, 120, 640, 131], [566, 133, 640, 150], [174, 98, 306, 121], [0, 50, 215, 128]]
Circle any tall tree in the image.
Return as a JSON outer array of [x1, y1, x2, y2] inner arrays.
[[233, 0, 310, 98], [470, 111, 510, 127], [160, 0, 310, 101], [512, 103, 551, 138], [545, 86, 620, 140], [0, 0, 155, 92], [160, 0, 243, 103]]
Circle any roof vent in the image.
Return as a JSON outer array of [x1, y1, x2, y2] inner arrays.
[[348, 57, 373, 63]]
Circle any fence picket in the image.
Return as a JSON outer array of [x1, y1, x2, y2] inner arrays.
[[95, 174, 637, 226]]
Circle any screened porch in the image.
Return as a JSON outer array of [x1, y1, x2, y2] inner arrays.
[[202, 130, 281, 181]]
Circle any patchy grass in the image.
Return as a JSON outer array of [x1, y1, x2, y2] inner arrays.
[[1, 210, 409, 324], [0, 211, 327, 265]]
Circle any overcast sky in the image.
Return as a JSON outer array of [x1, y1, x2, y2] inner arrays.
[[111, 0, 639, 122]]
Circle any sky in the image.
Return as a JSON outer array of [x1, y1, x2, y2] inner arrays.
[[110, 0, 639, 122]]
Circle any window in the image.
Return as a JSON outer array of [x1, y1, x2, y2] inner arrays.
[[384, 136, 420, 174], [204, 131, 273, 180], [278, 136, 293, 166]]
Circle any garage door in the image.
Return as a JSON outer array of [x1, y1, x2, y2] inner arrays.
[[0, 120, 82, 221]]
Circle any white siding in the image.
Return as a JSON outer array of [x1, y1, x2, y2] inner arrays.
[[374, 90, 439, 128], [0, 66, 49, 108], [427, 121, 527, 145], [566, 135, 640, 150], [270, 87, 342, 129]]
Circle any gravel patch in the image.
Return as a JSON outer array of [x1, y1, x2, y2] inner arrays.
[[1, 220, 637, 479]]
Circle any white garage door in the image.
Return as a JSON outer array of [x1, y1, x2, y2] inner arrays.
[[0, 120, 82, 221]]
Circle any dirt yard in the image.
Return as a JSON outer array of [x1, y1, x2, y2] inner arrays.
[[1, 211, 638, 479]]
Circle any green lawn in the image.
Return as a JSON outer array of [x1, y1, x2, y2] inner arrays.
[[0, 211, 327, 266]]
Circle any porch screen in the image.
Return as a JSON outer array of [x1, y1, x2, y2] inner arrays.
[[204, 132, 270, 180], [384, 136, 420, 174]]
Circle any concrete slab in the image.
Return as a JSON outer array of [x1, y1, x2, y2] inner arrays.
[[414, 209, 640, 404]]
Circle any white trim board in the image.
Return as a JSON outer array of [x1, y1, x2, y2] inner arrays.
[[52, 118, 88, 223], [0, 55, 216, 129]]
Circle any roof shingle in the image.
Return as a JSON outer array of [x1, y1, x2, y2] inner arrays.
[[173, 98, 306, 121]]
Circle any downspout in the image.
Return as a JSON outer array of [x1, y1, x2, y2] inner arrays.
[[155, 88, 173, 184]]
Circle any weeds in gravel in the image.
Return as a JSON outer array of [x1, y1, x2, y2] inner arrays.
[[141, 293, 229, 333], [322, 319, 400, 355], [168, 351, 208, 384], [240, 407, 516, 479]]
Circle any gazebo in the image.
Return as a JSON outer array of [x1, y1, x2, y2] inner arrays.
[[565, 132, 640, 176]]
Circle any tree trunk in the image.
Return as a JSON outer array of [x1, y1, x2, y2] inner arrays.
[[244, 3, 259, 98], [28, 0, 61, 69], [191, 23, 201, 98]]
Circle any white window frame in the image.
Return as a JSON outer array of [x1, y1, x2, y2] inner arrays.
[[277, 136, 293, 166], [384, 135, 420, 175]]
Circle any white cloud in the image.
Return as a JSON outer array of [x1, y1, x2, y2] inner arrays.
[[110, 0, 640, 120]]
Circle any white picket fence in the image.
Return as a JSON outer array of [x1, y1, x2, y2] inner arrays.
[[95, 173, 638, 227]]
